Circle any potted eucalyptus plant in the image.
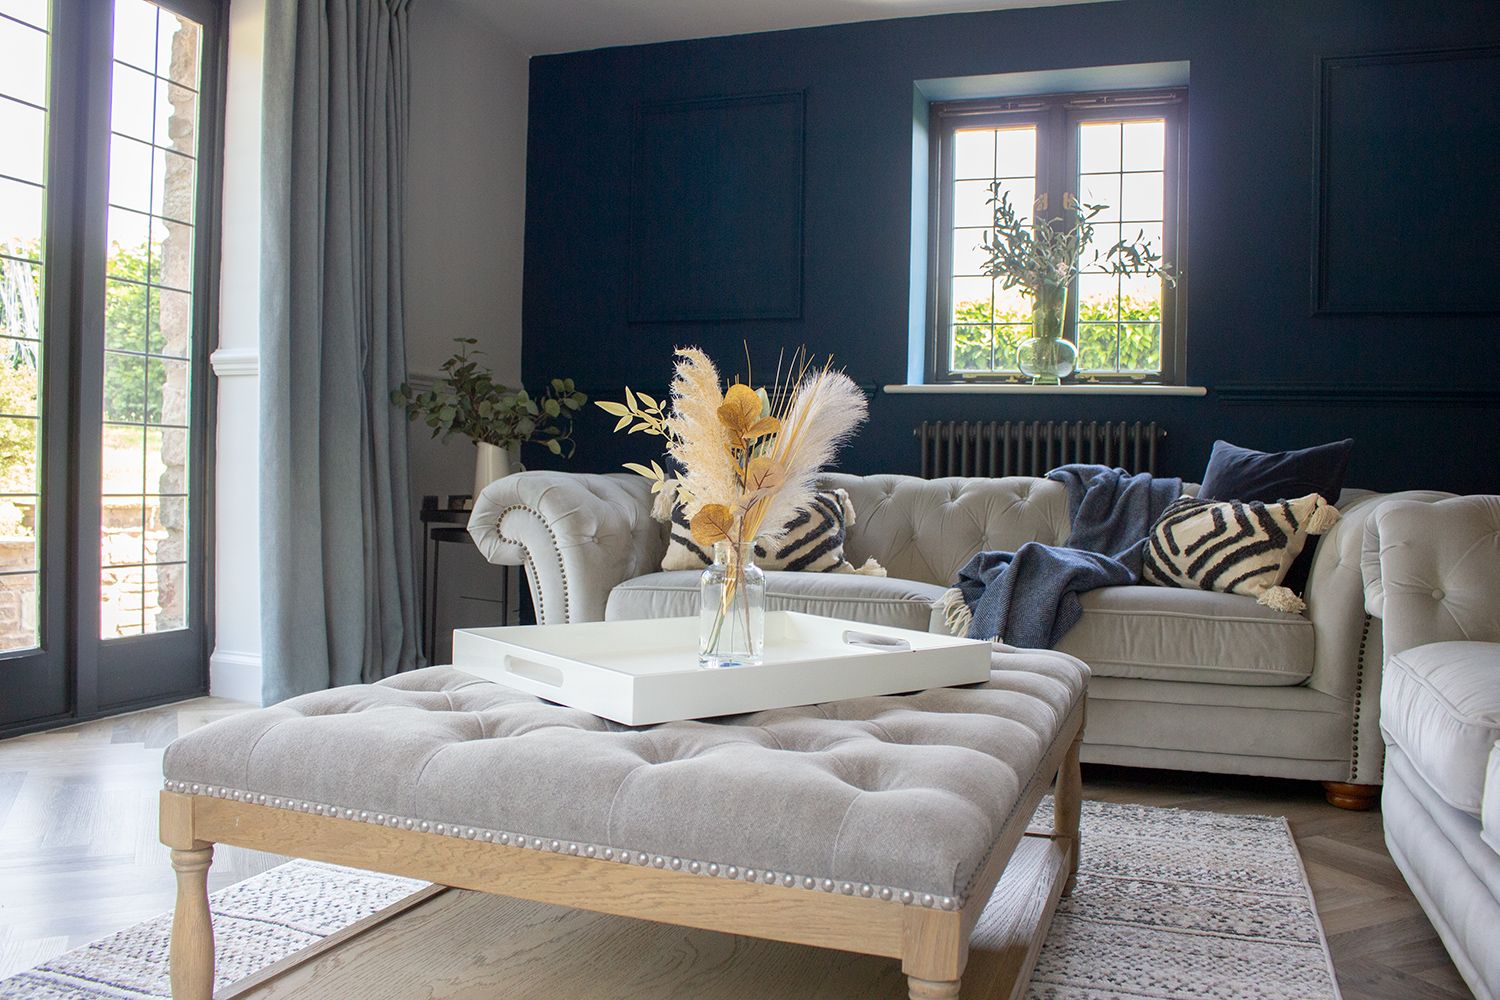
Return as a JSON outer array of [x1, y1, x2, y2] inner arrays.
[[392, 338, 587, 499], [981, 189, 1176, 384]]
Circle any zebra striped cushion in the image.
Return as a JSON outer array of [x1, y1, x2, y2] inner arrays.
[[1142, 492, 1340, 613], [663, 489, 860, 573]]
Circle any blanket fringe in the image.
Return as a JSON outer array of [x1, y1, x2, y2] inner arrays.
[[1257, 585, 1306, 614], [937, 587, 973, 637]]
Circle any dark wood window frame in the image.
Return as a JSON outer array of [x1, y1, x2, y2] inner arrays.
[[0, 0, 225, 737], [926, 88, 1188, 385]]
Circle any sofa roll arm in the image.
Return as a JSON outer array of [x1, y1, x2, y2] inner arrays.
[[467, 472, 665, 624], [1301, 490, 1450, 785], [1368, 495, 1500, 660]]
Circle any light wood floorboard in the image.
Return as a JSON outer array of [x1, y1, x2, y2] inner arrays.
[[0, 698, 1474, 999]]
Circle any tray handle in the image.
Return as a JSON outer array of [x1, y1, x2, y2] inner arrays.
[[502, 655, 566, 688], [842, 630, 912, 652]]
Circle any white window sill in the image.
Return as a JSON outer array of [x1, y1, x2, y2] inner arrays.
[[884, 383, 1207, 397]]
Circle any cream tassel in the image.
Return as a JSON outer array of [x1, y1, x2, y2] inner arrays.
[[1257, 585, 1306, 614], [937, 587, 973, 637], [650, 479, 680, 522], [1305, 496, 1340, 535]]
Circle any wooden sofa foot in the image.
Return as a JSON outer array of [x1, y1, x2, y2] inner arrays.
[[1322, 781, 1379, 810], [909, 977, 962, 999]]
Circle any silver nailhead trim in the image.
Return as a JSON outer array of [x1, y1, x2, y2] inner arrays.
[[160, 780, 960, 909]]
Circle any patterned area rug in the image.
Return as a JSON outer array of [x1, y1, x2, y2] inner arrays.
[[0, 801, 1339, 999]]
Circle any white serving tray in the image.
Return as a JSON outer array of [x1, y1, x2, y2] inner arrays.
[[451, 611, 992, 726]]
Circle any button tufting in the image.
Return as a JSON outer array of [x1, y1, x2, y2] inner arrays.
[[1431, 588, 1445, 600]]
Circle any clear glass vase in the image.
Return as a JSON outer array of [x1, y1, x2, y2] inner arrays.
[[1016, 283, 1077, 385], [699, 541, 765, 668]]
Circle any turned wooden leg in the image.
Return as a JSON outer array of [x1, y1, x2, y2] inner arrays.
[[1322, 781, 1380, 811], [170, 846, 215, 1000], [908, 977, 962, 999], [1054, 726, 1083, 895]]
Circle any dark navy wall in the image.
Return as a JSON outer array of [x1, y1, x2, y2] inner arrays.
[[521, 0, 1500, 493]]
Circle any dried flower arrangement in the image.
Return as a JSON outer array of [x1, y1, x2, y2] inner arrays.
[[598, 347, 867, 660]]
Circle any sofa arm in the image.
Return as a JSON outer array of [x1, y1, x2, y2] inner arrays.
[[467, 472, 665, 624], [1369, 495, 1500, 659], [1302, 490, 1452, 784]]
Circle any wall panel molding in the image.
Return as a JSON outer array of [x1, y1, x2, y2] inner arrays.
[[1217, 383, 1500, 405], [209, 347, 259, 377]]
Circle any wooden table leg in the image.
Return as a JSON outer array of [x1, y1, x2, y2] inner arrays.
[[908, 977, 962, 999], [170, 845, 215, 1000], [1054, 726, 1083, 896]]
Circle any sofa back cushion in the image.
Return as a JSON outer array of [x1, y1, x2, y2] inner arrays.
[[819, 474, 1070, 586]]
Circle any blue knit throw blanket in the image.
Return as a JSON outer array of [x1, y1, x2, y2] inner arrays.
[[947, 465, 1183, 649]]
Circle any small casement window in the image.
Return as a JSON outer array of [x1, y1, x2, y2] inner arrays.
[[928, 88, 1187, 384]]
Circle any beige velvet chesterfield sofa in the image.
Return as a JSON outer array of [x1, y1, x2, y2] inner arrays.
[[471, 470, 1446, 808]]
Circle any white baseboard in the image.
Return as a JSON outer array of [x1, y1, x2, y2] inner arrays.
[[209, 648, 264, 705]]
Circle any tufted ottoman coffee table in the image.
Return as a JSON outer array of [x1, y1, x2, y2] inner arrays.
[[159, 647, 1086, 1000]]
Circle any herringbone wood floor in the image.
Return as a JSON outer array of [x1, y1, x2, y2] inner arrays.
[[0, 698, 1473, 998]]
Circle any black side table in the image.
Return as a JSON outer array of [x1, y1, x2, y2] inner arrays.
[[418, 502, 510, 664]]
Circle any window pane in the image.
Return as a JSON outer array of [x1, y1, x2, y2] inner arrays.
[[156, 82, 197, 154], [106, 206, 151, 277], [105, 276, 150, 351], [100, 566, 144, 637], [0, 570, 39, 651], [151, 217, 193, 290], [145, 494, 185, 561], [155, 148, 195, 223], [156, 12, 200, 88], [0, 416, 38, 492], [112, 0, 158, 72], [1118, 322, 1162, 372], [1078, 174, 1120, 221], [102, 424, 146, 494], [101, 497, 145, 567], [148, 561, 185, 632], [146, 355, 187, 425], [108, 134, 155, 214], [951, 228, 991, 277], [153, 287, 189, 356], [993, 324, 1029, 370], [1122, 120, 1165, 171], [1077, 322, 1118, 372], [0, 496, 37, 573], [0, 339, 39, 415], [1083, 222, 1121, 267], [103, 350, 146, 422], [995, 127, 1036, 177], [0, 259, 44, 339], [0, 17, 48, 107], [148, 425, 187, 493], [0, 0, 49, 30], [951, 324, 992, 371], [993, 281, 1029, 324], [1119, 272, 1162, 321], [1077, 272, 1118, 323], [951, 276, 993, 321], [1121, 171, 1164, 221], [0, 99, 47, 184], [110, 62, 156, 143], [1078, 122, 1120, 173], [952, 129, 993, 181], [0, 178, 45, 252]]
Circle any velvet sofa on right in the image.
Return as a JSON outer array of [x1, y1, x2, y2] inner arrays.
[[1365, 495, 1500, 1000]]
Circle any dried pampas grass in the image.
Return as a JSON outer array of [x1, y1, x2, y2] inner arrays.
[[664, 348, 734, 519], [750, 367, 867, 543]]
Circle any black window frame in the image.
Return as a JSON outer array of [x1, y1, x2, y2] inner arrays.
[[926, 87, 1188, 385]]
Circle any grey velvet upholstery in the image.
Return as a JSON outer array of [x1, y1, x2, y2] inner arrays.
[[1368, 495, 1500, 1000], [472, 471, 1422, 786], [164, 651, 1086, 905]]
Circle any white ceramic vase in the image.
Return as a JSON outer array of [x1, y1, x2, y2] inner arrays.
[[473, 441, 514, 499]]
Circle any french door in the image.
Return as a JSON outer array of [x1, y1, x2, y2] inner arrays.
[[0, 0, 221, 734]]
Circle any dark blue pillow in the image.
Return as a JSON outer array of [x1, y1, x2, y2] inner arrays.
[[1197, 438, 1354, 594]]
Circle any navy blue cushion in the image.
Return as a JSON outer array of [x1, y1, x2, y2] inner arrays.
[[1197, 438, 1354, 594]]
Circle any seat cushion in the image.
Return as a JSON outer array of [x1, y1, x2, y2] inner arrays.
[[1381, 640, 1500, 817], [1055, 586, 1315, 686], [164, 654, 1087, 907], [606, 571, 949, 632]]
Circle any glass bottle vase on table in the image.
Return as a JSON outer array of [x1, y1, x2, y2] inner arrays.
[[699, 540, 765, 668], [1016, 283, 1077, 385]]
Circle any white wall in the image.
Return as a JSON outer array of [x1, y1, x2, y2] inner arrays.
[[403, 5, 531, 662], [209, 0, 267, 704], [209, 0, 531, 701]]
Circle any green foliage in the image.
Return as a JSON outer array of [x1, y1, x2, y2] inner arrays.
[[980, 188, 1176, 298], [949, 294, 1161, 374], [392, 338, 587, 457]]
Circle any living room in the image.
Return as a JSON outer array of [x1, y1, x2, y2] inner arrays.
[[1, 0, 1497, 998]]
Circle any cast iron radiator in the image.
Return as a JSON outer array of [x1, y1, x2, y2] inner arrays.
[[915, 420, 1166, 478]]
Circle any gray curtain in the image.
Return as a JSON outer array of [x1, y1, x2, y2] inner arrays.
[[259, 0, 418, 703]]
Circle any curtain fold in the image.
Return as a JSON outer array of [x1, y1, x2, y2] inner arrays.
[[260, 0, 417, 704]]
